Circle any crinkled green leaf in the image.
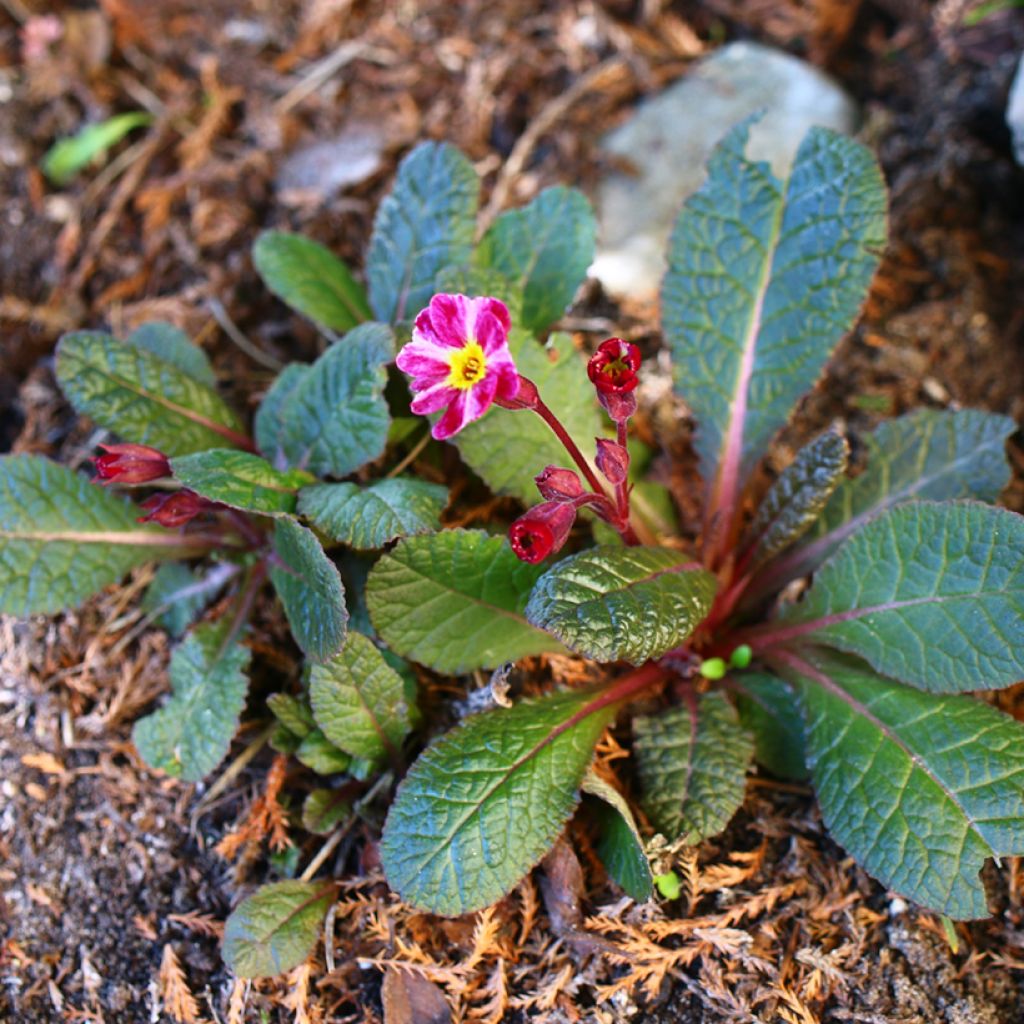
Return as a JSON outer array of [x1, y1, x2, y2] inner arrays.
[[296, 729, 352, 774], [775, 501, 1024, 693], [733, 672, 807, 781], [744, 430, 849, 571], [366, 529, 562, 674], [42, 111, 152, 185], [171, 449, 312, 517], [433, 265, 524, 326], [132, 620, 251, 782], [56, 331, 246, 456], [298, 478, 448, 549], [758, 409, 1016, 592], [267, 692, 316, 739], [270, 518, 347, 663], [253, 230, 372, 333], [582, 771, 654, 902], [661, 122, 886, 518], [309, 632, 413, 760], [381, 687, 617, 915], [634, 691, 753, 844], [366, 141, 479, 324], [142, 562, 226, 638], [525, 546, 717, 665], [127, 322, 216, 387], [781, 649, 1024, 919], [476, 186, 596, 332], [0, 455, 186, 616], [302, 789, 351, 835], [254, 323, 393, 477], [453, 330, 601, 504], [222, 880, 336, 978]]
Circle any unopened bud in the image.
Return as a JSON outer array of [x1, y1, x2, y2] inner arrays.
[[138, 489, 207, 528], [508, 501, 577, 564], [493, 374, 540, 411], [535, 466, 584, 501], [595, 438, 629, 486], [93, 443, 170, 485]]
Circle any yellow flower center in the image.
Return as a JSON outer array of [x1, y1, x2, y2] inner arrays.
[[446, 341, 487, 390]]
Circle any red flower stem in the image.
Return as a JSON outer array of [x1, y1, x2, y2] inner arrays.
[[531, 396, 641, 545], [615, 419, 630, 524]]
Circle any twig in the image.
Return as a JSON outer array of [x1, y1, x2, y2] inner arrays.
[[275, 41, 396, 115], [208, 298, 284, 371], [478, 56, 628, 237], [386, 428, 432, 479]]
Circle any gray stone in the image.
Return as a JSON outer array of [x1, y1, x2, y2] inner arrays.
[[275, 125, 384, 203], [1007, 54, 1024, 166], [591, 41, 859, 302]]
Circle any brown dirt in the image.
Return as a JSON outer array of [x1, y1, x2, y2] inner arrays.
[[3, 1, 1024, 1021]]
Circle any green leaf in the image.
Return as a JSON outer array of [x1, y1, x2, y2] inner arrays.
[[744, 430, 848, 571], [142, 562, 225, 638], [298, 478, 448, 549], [477, 186, 596, 332], [661, 122, 886, 523], [295, 729, 352, 774], [366, 529, 562, 674], [127, 322, 217, 387], [775, 501, 1024, 692], [525, 547, 717, 665], [253, 230, 372, 333], [381, 687, 617, 914], [582, 771, 654, 902], [732, 672, 807, 780], [366, 141, 479, 324], [171, 449, 313, 517], [56, 332, 246, 457], [309, 632, 413, 760], [302, 789, 351, 835], [267, 692, 316, 739], [634, 691, 753, 844], [760, 409, 1017, 589], [270, 518, 347, 663], [780, 649, 1024, 919], [433, 265, 524, 327], [132, 620, 251, 782], [42, 112, 152, 185], [253, 323, 393, 476], [453, 331, 601, 504], [0, 455, 185, 616], [222, 880, 336, 978]]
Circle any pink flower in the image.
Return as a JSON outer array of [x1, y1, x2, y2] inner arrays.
[[396, 294, 520, 440]]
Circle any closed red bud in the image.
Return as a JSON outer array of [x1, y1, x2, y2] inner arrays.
[[93, 443, 170, 484], [587, 338, 641, 395], [509, 501, 577, 564], [493, 373, 540, 411], [597, 389, 637, 423], [595, 438, 629, 485], [534, 466, 584, 501], [138, 489, 206, 528]]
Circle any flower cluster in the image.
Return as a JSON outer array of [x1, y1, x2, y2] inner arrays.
[[395, 294, 643, 565]]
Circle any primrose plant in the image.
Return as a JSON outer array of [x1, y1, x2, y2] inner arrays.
[[3, 121, 1023, 979]]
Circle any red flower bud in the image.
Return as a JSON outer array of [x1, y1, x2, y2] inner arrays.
[[587, 339, 641, 395], [534, 466, 585, 502], [138, 489, 207, 528], [597, 389, 637, 424], [509, 501, 577, 564], [94, 443, 170, 485], [493, 374, 540, 411], [595, 438, 629, 485]]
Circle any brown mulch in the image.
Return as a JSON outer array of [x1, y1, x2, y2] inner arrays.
[[3, 1, 1024, 1021]]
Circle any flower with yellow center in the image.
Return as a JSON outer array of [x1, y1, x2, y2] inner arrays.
[[396, 293, 520, 440]]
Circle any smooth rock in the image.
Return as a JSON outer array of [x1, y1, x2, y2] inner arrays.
[[275, 125, 384, 203], [592, 42, 859, 302], [1007, 53, 1024, 165]]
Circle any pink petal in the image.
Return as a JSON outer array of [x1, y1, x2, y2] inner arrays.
[[493, 362, 521, 403], [432, 391, 468, 440], [475, 309, 513, 357], [427, 293, 472, 349], [396, 337, 450, 381], [411, 381, 460, 415], [476, 297, 511, 335]]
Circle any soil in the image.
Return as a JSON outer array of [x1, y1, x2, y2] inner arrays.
[[3, 1, 1024, 1022]]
